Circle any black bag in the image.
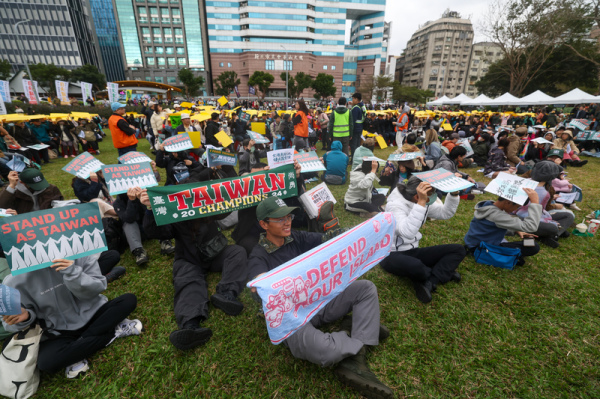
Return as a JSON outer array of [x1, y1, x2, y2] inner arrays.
[[198, 231, 228, 262]]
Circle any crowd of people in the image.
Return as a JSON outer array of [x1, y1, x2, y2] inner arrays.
[[0, 94, 597, 399]]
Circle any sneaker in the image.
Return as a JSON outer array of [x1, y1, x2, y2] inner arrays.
[[338, 316, 390, 342], [65, 359, 89, 379], [169, 327, 213, 351], [569, 204, 581, 211], [540, 236, 560, 248], [132, 247, 149, 266], [471, 189, 483, 195], [414, 280, 433, 304], [64, 155, 68, 159], [459, 194, 476, 200], [160, 239, 175, 255], [71, 154, 76, 158], [450, 271, 462, 283], [211, 292, 244, 316], [107, 318, 144, 346], [559, 230, 571, 238], [96, 150, 100, 154], [334, 347, 394, 399], [105, 266, 126, 283]]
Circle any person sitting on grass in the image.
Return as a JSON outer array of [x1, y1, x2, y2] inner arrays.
[[247, 196, 393, 399], [434, 146, 477, 199], [381, 176, 465, 304], [2, 257, 143, 379], [464, 188, 541, 266], [0, 169, 63, 214], [140, 178, 248, 351], [322, 140, 349, 185], [344, 159, 385, 218], [351, 138, 375, 170], [483, 138, 516, 179]]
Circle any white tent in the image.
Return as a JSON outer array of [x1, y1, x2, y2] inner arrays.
[[480, 92, 520, 106], [444, 93, 472, 105], [427, 95, 451, 106], [509, 90, 555, 106], [550, 88, 597, 105], [461, 94, 493, 107]]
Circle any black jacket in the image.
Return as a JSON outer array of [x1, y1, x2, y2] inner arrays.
[[155, 150, 201, 185], [11, 125, 40, 147], [205, 120, 221, 147], [113, 195, 146, 224], [72, 177, 112, 203]]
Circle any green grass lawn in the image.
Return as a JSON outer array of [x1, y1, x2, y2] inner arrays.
[[32, 132, 600, 398]]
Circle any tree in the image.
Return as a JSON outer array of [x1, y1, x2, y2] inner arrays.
[[311, 73, 336, 100], [391, 83, 434, 105], [374, 75, 394, 102], [0, 59, 11, 80], [481, 0, 591, 96], [29, 63, 71, 96], [248, 71, 274, 99], [358, 76, 376, 102], [280, 72, 314, 99], [177, 68, 205, 97], [214, 71, 240, 96], [69, 64, 107, 92]]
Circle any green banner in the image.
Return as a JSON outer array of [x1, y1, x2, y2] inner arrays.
[[148, 164, 298, 226], [0, 203, 107, 275]]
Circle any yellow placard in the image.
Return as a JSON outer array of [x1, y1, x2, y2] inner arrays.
[[375, 135, 388, 149], [188, 131, 202, 148], [251, 122, 266, 135], [441, 123, 453, 131], [215, 131, 233, 147], [218, 96, 229, 107]]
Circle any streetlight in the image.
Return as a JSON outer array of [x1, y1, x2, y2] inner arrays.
[[13, 19, 33, 81], [281, 45, 288, 108]]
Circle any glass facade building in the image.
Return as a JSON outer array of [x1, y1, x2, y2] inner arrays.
[[206, 0, 390, 98], [0, 0, 103, 74], [89, 0, 126, 81]]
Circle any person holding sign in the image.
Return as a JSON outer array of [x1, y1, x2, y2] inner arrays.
[[247, 197, 393, 399], [382, 176, 465, 304], [344, 160, 386, 218], [0, 170, 63, 214], [156, 142, 201, 186], [140, 177, 248, 351], [1, 256, 143, 379], [238, 139, 266, 176], [434, 146, 476, 199], [464, 188, 541, 266]]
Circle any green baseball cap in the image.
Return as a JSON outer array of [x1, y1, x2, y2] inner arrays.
[[19, 168, 49, 191], [256, 196, 298, 221], [547, 149, 564, 159]]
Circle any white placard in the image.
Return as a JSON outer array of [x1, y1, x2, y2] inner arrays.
[[484, 172, 539, 205], [267, 149, 294, 169], [531, 137, 554, 145], [298, 182, 337, 219]]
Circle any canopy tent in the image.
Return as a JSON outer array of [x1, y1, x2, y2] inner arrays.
[[550, 88, 597, 105], [480, 92, 520, 106], [444, 93, 472, 105], [460, 94, 493, 107], [509, 90, 555, 106], [426, 95, 451, 106]]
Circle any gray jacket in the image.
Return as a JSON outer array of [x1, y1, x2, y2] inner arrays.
[[2, 256, 107, 334], [434, 154, 468, 179]]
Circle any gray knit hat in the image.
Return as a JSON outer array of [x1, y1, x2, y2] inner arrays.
[[531, 160, 563, 182]]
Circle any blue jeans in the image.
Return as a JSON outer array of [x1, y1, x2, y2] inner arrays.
[[117, 145, 137, 160]]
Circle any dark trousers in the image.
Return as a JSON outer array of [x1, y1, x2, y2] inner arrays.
[[380, 244, 466, 284], [172, 245, 248, 328], [117, 145, 137, 158], [237, 235, 259, 257], [536, 212, 574, 237], [350, 130, 362, 158], [500, 241, 540, 259], [37, 294, 137, 373], [98, 250, 120, 275], [39, 148, 49, 163], [347, 193, 386, 213]]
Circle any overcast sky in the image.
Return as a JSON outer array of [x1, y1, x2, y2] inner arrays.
[[384, 0, 493, 55]]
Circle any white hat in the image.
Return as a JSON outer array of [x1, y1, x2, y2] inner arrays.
[[180, 113, 190, 119], [174, 104, 181, 108], [148, 101, 156, 106]]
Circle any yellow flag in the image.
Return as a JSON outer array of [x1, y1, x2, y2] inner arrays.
[[218, 96, 229, 107]]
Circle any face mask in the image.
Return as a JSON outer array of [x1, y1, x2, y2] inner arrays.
[[426, 192, 438, 206], [250, 147, 255, 152]]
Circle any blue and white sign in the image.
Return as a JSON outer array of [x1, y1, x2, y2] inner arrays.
[[0, 80, 10, 103]]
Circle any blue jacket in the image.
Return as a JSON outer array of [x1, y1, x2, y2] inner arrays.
[[323, 140, 349, 183], [351, 102, 366, 136], [26, 121, 52, 143]]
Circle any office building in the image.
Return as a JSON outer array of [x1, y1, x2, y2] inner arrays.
[[112, 0, 211, 91], [0, 0, 103, 74], [89, 0, 126, 81], [466, 42, 502, 97], [399, 10, 474, 98], [206, 0, 391, 99]]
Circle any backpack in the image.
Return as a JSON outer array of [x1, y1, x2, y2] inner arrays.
[[316, 201, 340, 233]]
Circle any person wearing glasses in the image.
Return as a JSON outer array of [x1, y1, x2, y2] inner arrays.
[[247, 197, 393, 399]]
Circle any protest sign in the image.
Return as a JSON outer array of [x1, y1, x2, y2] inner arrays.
[[457, 138, 474, 157], [218, 96, 229, 107], [251, 122, 266, 135], [27, 144, 50, 151], [267, 149, 294, 169], [81, 82, 93, 104], [102, 162, 158, 195], [0, 209, 13, 218], [206, 148, 237, 167], [169, 114, 182, 130], [375, 135, 388, 149], [531, 137, 554, 145], [0, 203, 108, 276], [248, 130, 270, 144], [163, 133, 194, 152], [298, 182, 336, 219], [388, 152, 421, 161], [568, 119, 590, 131], [572, 184, 583, 202], [574, 131, 591, 141], [0, 80, 11, 103], [6, 154, 27, 172], [107, 82, 119, 103], [0, 285, 21, 315], [215, 131, 233, 147], [363, 156, 386, 164], [247, 212, 395, 344], [484, 172, 539, 205], [412, 168, 475, 193], [0, 95, 6, 115], [174, 170, 190, 183], [118, 151, 153, 165], [556, 192, 578, 204], [55, 80, 69, 103], [376, 188, 389, 196], [22, 79, 38, 105], [147, 164, 298, 226], [590, 132, 600, 142], [294, 151, 325, 173], [62, 152, 104, 178]]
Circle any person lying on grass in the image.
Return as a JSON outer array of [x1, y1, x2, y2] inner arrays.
[[2, 257, 143, 379], [464, 188, 541, 266], [247, 196, 393, 399]]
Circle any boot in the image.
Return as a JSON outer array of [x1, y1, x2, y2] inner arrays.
[[334, 347, 394, 399], [160, 239, 175, 255], [211, 292, 244, 316]]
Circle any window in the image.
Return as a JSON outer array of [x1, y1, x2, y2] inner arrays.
[[155, 47, 164, 54], [142, 27, 150, 35], [331, 65, 336, 70], [149, 7, 158, 15], [227, 62, 232, 68], [146, 76, 153, 81], [155, 77, 164, 83], [146, 57, 155, 65], [178, 58, 186, 66], [284, 61, 292, 71], [165, 47, 174, 54], [145, 46, 153, 54], [137, 6, 147, 15], [167, 77, 177, 84], [176, 47, 185, 54], [219, 62, 224, 67], [157, 57, 165, 66], [323, 65, 328, 70], [265, 60, 274, 70], [168, 57, 176, 66]]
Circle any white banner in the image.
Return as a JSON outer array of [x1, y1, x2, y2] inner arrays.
[[22, 79, 38, 105], [55, 80, 69, 103], [0, 95, 6, 115], [0, 80, 10, 103], [81, 82, 93, 105], [33, 80, 41, 103], [107, 82, 119, 103]]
